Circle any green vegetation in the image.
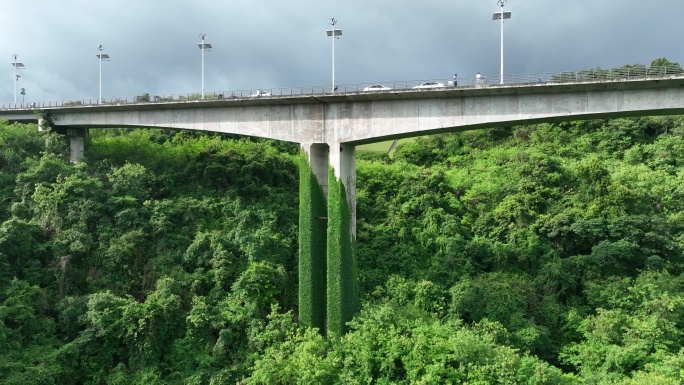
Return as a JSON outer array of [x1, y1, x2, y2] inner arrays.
[[357, 140, 396, 153], [552, 58, 683, 82], [297, 155, 327, 331], [135, 93, 151, 102], [326, 168, 358, 336], [1, 97, 684, 383], [358, 139, 413, 157]]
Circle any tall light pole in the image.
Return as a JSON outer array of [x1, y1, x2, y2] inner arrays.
[[326, 18, 342, 92], [492, 0, 511, 84], [198, 33, 212, 99], [11, 54, 25, 105], [96, 45, 110, 104]]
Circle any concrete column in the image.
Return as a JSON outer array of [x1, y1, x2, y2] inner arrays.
[[299, 143, 358, 335], [326, 141, 357, 335], [303, 143, 330, 197], [66, 128, 87, 163], [299, 141, 358, 335]]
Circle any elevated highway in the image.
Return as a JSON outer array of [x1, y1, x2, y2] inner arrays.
[[3, 76, 684, 146]]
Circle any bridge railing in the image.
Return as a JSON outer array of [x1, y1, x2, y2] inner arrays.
[[2, 65, 683, 111]]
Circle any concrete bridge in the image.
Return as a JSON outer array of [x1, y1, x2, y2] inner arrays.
[[3, 74, 684, 334]]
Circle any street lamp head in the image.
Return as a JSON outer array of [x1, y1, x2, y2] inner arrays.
[[96, 45, 110, 60], [497, 0, 506, 6], [198, 33, 212, 49], [327, 18, 341, 36], [11, 54, 25, 68]]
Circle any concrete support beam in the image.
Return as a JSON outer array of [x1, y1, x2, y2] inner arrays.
[[299, 143, 330, 332], [38, 79, 684, 146], [329, 143, 356, 236], [325, 142, 357, 336], [305, 143, 330, 197]]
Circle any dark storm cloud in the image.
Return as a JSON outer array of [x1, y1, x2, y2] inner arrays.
[[1, 0, 682, 102]]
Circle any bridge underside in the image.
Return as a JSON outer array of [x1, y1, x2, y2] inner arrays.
[[38, 78, 684, 155]]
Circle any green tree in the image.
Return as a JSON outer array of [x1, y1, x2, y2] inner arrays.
[[561, 271, 684, 383]]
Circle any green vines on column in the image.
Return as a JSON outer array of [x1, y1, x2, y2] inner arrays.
[[298, 154, 327, 332], [34, 109, 54, 131], [326, 167, 358, 336]]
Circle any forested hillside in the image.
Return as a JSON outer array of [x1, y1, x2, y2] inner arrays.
[[0, 114, 683, 384]]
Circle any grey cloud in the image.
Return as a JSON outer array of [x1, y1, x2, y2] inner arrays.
[[1, 0, 682, 102]]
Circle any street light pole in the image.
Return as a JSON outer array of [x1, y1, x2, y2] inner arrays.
[[198, 33, 212, 99], [492, 0, 511, 85], [14, 74, 20, 104], [96, 45, 110, 104], [326, 18, 342, 92], [11, 54, 25, 105]]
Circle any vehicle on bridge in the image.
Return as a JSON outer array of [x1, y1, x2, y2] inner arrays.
[[412, 81, 446, 90], [249, 90, 272, 97], [362, 84, 393, 92]]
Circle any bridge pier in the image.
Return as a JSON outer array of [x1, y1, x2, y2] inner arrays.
[[38, 118, 88, 163], [326, 143, 357, 336], [299, 142, 358, 336], [66, 128, 87, 163], [44, 124, 88, 163], [299, 143, 329, 333]]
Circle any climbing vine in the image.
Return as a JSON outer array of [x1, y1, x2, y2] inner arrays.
[[298, 153, 327, 332], [326, 167, 358, 336]]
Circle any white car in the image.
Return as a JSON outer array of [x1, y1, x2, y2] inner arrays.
[[412, 82, 446, 90], [249, 90, 272, 97], [363, 84, 393, 92]]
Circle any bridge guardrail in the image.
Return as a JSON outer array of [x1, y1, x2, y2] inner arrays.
[[2, 65, 683, 111]]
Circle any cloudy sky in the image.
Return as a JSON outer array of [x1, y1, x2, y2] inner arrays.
[[1, 0, 682, 103]]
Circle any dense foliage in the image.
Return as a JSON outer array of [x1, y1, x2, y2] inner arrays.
[[298, 156, 327, 331], [1, 108, 684, 383], [326, 168, 358, 337]]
